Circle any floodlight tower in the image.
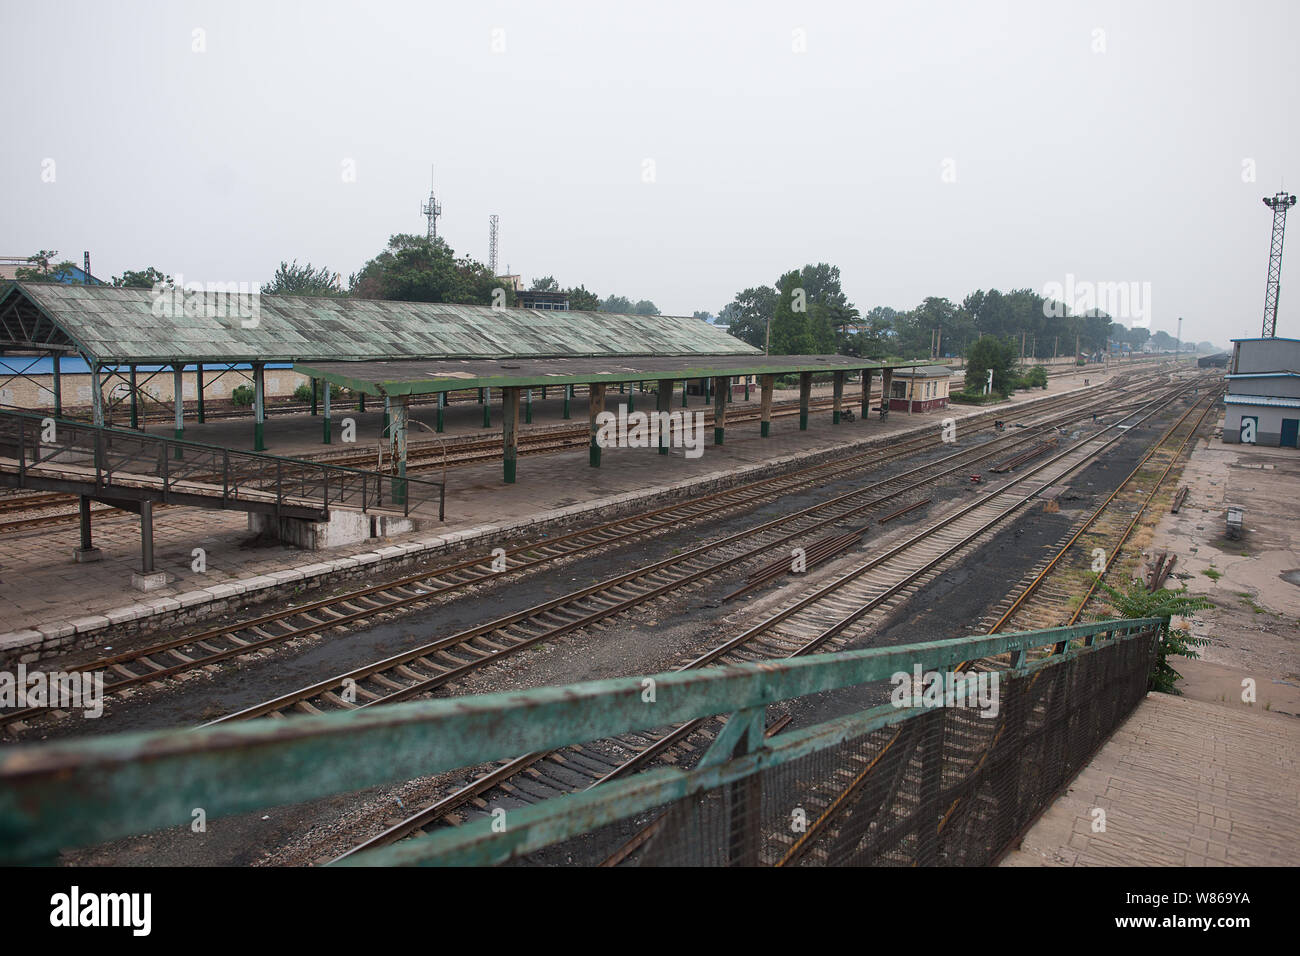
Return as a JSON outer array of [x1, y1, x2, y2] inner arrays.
[[1261, 190, 1297, 338], [489, 215, 499, 275], [421, 166, 442, 242]]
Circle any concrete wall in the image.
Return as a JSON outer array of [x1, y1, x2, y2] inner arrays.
[[0, 368, 312, 412], [1225, 375, 1300, 398], [1223, 404, 1299, 446], [1232, 339, 1300, 374]]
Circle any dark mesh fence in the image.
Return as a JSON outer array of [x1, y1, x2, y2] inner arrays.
[[630, 629, 1157, 866]]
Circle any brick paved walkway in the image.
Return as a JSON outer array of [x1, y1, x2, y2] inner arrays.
[[1002, 691, 1300, 866]]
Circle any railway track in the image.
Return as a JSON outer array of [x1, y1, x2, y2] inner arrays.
[[326, 377, 1206, 863], [683, 388, 1223, 868], [980, 387, 1221, 636], [0, 383, 1128, 732], [206, 400, 1109, 724]]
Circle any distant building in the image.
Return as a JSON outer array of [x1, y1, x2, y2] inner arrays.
[[1223, 337, 1300, 448], [515, 289, 569, 311], [889, 365, 952, 412], [1197, 352, 1230, 369], [0, 256, 102, 285]]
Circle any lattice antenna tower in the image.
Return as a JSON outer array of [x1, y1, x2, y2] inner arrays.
[[489, 214, 499, 275], [1262, 190, 1297, 337], [421, 166, 442, 243]]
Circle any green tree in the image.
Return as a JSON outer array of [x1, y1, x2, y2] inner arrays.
[[565, 285, 600, 311], [964, 336, 1018, 397], [14, 250, 82, 284], [112, 267, 171, 289], [350, 235, 497, 305], [632, 299, 660, 315], [262, 260, 343, 296], [721, 286, 777, 350], [531, 275, 559, 291], [599, 294, 633, 313], [1095, 580, 1212, 694]]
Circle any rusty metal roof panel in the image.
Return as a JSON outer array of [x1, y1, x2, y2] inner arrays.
[[5, 284, 760, 365]]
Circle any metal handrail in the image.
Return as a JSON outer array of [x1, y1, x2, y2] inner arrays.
[[0, 408, 444, 517], [0, 617, 1165, 865]]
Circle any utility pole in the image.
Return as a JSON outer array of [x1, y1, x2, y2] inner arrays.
[[1020, 331, 1026, 361], [1176, 316, 1183, 361], [1262, 191, 1297, 338]]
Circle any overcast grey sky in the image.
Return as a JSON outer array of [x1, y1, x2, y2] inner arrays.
[[3, 0, 1297, 346]]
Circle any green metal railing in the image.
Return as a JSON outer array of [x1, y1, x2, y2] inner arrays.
[[0, 617, 1164, 866], [0, 407, 445, 520]]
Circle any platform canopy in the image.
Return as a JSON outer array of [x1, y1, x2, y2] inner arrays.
[[296, 355, 916, 397], [0, 282, 759, 365]]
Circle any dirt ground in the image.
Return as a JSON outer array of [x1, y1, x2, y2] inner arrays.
[[1148, 421, 1300, 718]]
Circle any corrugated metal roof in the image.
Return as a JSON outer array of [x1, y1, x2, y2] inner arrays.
[[2, 283, 760, 365], [298, 356, 916, 396], [1223, 394, 1300, 408]]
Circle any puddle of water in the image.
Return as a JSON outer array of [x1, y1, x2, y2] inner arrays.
[[1281, 570, 1300, 588]]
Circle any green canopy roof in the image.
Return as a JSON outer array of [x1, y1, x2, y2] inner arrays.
[[0, 282, 760, 365]]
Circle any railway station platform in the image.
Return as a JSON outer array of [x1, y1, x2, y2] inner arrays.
[[0, 371, 1110, 663], [1001, 690, 1300, 866]]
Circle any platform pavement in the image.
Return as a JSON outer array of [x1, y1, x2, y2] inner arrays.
[[0, 370, 1109, 661], [1001, 691, 1300, 866]]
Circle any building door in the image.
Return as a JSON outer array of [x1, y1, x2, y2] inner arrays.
[[1282, 418, 1299, 448]]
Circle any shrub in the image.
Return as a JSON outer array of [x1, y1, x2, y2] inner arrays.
[[231, 384, 255, 407], [1094, 579, 1212, 694]]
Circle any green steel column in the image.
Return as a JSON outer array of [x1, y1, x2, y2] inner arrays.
[[51, 353, 61, 417], [713, 376, 727, 445], [482, 387, 491, 428], [799, 371, 812, 431], [196, 364, 205, 423], [563, 384, 571, 420], [589, 383, 606, 467], [253, 362, 266, 451], [436, 391, 445, 433], [681, 379, 687, 407], [478, 387, 484, 404], [172, 364, 185, 458], [832, 370, 845, 425], [91, 363, 104, 428], [525, 388, 533, 424], [392, 395, 409, 505], [626, 384, 634, 413], [503, 386, 520, 483], [744, 376, 750, 401], [861, 368, 874, 418], [383, 395, 390, 438], [129, 365, 138, 430], [541, 385, 547, 400], [322, 381, 332, 444], [358, 392, 366, 413], [656, 379, 672, 455], [880, 368, 893, 420], [760, 374, 774, 437], [310, 376, 318, 417]]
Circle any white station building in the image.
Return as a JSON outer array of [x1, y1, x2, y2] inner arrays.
[[1222, 337, 1300, 448]]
